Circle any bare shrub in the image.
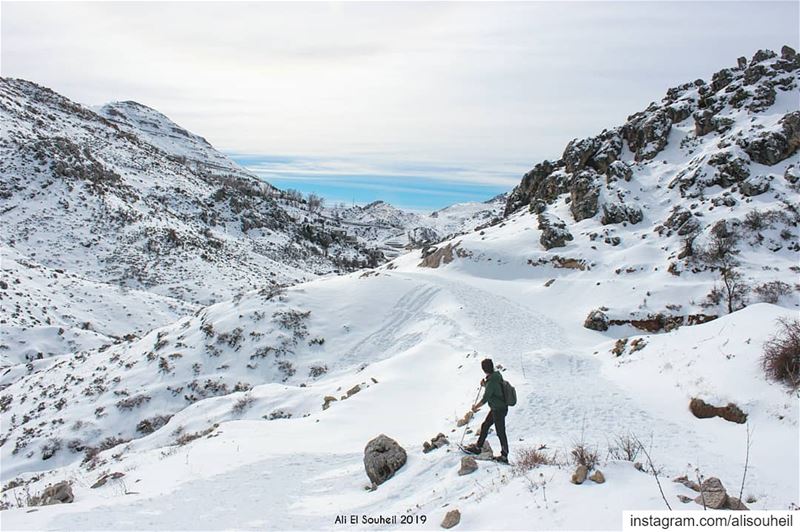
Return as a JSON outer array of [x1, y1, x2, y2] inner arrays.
[[308, 365, 328, 378], [513, 445, 559, 474], [571, 442, 599, 470], [754, 281, 792, 304], [608, 432, 643, 462], [761, 318, 800, 391], [115, 394, 151, 410], [231, 394, 255, 415], [136, 415, 172, 435], [217, 327, 244, 350], [175, 424, 219, 446]]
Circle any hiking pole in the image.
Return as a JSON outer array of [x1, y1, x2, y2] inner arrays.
[[458, 384, 483, 447]]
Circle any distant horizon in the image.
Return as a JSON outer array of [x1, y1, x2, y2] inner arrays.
[[228, 152, 515, 212]]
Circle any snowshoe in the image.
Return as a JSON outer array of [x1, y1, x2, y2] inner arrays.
[[459, 443, 482, 455], [493, 455, 510, 464]]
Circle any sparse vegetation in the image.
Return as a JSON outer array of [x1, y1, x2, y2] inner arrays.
[[231, 394, 255, 415], [570, 442, 599, 471], [754, 280, 792, 304], [115, 394, 151, 410], [607, 432, 643, 462], [308, 365, 328, 378], [761, 318, 800, 391], [513, 445, 560, 474]]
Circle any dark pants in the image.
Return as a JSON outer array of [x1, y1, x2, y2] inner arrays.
[[476, 407, 509, 457]]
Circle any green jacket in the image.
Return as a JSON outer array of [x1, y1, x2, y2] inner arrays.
[[482, 371, 507, 411]]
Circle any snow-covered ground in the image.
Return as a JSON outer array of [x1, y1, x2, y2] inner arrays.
[[1, 266, 796, 529], [1, 48, 799, 529]]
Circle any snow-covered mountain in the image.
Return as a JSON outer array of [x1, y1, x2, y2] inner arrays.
[[0, 79, 391, 363], [1, 47, 799, 529], [330, 196, 506, 257]]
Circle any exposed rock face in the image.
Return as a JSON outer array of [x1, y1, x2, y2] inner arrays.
[[419, 242, 470, 268], [708, 153, 750, 187], [538, 213, 574, 249], [441, 509, 461, 529], [570, 171, 601, 222], [663, 207, 700, 237], [584, 309, 610, 331], [571, 465, 588, 484], [458, 456, 478, 476], [600, 202, 643, 225], [740, 175, 771, 197], [364, 434, 407, 486], [408, 226, 441, 248], [504, 47, 799, 228], [623, 108, 672, 161], [504, 160, 565, 215], [606, 160, 632, 182], [743, 111, 800, 165], [689, 398, 747, 424]]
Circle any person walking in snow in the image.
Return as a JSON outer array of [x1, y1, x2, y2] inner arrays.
[[463, 358, 509, 462]]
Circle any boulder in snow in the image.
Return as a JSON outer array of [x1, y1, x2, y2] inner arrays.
[[584, 309, 610, 331], [537, 213, 574, 250], [694, 477, 728, 509], [458, 456, 478, 476], [364, 434, 407, 486], [441, 509, 461, 529], [689, 398, 747, 424], [740, 175, 771, 197], [589, 470, 605, 484], [32, 481, 74, 506], [423, 433, 449, 453], [571, 465, 588, 484]]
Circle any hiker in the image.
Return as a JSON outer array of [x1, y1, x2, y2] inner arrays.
[[464, 358, 509, 463]]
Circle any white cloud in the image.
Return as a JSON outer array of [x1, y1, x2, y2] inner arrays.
[[2, 1, 798, 183]]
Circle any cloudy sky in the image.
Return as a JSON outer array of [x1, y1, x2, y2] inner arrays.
[[2, 1, 798, 209]]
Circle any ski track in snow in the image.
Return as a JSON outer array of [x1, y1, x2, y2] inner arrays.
[[341, 283, 442, 367]]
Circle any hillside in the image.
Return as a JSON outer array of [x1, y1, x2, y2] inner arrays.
[[331, 197, 506, 257], [1, 47, 798, 529], [0, 79, 389, 363]]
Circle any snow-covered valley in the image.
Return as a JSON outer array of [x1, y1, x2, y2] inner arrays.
[[1, 47, 799, 530]]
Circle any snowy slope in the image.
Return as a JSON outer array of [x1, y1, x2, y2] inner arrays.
[[0, 245, 195, 368], [1, 48, 799, 529]]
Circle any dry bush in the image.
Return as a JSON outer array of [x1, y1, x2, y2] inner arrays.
[[513, 445, 559, 474], [571, 442, 599, 470], [761, 318, 800, 391], [231, 394, 255, 415], [754, 281, 792, 304], [608, 433, 643, 462]]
